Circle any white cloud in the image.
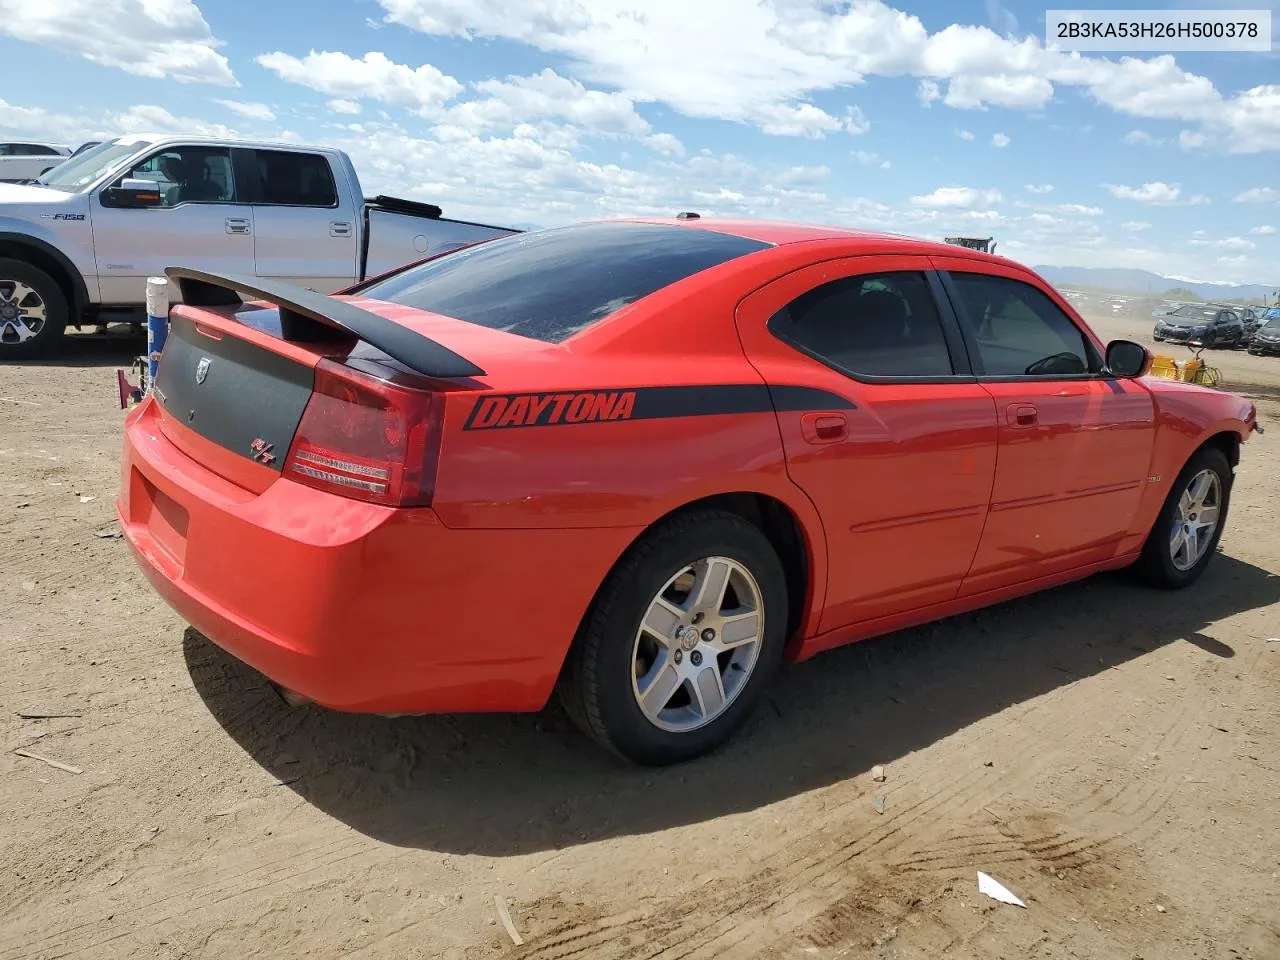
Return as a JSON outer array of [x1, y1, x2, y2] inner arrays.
[[750, 103, 868, 139], [327, 99, 363, 115], [1052, 203, 1103, 216], [1249, 225, 1276, 235], [0, 99, 93, 145], [1122, 221, 1152, 231], [110, 104, 238, 139], [439, 68, 686, 151], [956, 128, 975, 141], [1178, 129, 1207, 150], [645, 132, 686, 157], [257, 50, 463, 117], [1105, 181, 1186, 205], [1218, 254, 1250, 265], [1190, 235, 1255, 250], [910, 186, 1002, 208], [1123, 129, 1162, 146], [1025, 183, 1053, 194], [991, 132, 1011, 147], [370, 0, 1280, 150], [0, 0, 233, 85], [213, 100, 276, 121], [1234, 187, 1279, 204], [853, 150, 891, 169]]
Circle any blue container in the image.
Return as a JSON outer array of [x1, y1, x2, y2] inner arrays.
[[144, 276, 169, 392]]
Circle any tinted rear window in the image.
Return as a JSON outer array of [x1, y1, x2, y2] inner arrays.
[[357, 222, 771, 343]]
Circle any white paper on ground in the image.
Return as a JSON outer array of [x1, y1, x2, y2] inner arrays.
[[977, 871, 1026, 908]]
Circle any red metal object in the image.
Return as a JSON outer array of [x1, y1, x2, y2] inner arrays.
[[115, 219, 1259, 716]]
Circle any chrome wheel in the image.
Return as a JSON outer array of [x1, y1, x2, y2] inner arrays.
[[0, 280, 47, 345], [631, 556, 764, 733], [1170, 468, 1221, 571]]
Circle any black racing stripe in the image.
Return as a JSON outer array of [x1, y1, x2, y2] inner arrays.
[[768, 384, 858, 412], [462, 384, 856, 431]]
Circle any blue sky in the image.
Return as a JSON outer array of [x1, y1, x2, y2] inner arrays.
[[0, 0, 1276, 282]]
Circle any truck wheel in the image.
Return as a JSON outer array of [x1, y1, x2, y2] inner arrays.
[[0, 259, 67, 361], [557, 508, 788, 765]]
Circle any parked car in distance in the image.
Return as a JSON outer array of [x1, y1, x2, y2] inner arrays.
[[1236, 305, 1263, 343], [1247, 307, 1280, 356], [1153, 303, 1244, 348], [116, 218, 1262, 764], [0, 141, 72, 183], [0, 134, 518, 358]]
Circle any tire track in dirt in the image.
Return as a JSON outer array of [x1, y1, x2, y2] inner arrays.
[[512, 682, 1112, 960]]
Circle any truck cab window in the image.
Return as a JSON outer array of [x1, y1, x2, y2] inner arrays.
[[127, 147, 235, 207], [255, 151, 338, 207]]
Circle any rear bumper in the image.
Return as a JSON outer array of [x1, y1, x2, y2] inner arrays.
[[118, 398, 639, 714]]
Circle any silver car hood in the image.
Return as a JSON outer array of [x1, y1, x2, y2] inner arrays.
[[0, 182, 78, 205]]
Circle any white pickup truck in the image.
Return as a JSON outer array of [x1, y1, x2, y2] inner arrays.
[[0, 134, 520, 358]]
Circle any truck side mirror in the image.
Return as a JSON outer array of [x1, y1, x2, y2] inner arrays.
[[101, 178, 164, 209]]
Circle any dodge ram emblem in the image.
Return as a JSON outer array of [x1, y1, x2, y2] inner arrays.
[[195, 358, 211, 384]]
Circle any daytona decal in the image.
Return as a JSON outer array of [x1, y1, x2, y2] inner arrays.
[[462, 384, 855, 431]]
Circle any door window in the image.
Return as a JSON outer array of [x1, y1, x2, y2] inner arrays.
[[948, 272, 1094, 377], [125, 147, 235, 207], [767, 270, 954, 378], [254, 151, 338, 207], [12, 144, 62, 156]]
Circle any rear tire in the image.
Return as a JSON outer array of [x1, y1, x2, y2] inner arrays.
[[0, 258, 67, 361], [557, 509, 788, 765], [1131, 446, 1232, 589]]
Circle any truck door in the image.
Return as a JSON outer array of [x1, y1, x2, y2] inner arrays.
[[243, 148, 358, 293], [90, 144, 253, 304]]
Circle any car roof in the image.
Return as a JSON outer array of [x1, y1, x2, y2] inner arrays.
[[613, 215, 1015, 261]]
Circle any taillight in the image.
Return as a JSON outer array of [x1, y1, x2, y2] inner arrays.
[[283, 359, 443, 507]]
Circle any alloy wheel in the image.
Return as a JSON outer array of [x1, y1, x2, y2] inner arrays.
[[1170, 468, 1222, 572], [631, 556, 764, 733], [0, 280, 47, 345]]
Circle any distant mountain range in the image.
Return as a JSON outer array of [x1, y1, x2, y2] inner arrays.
[[1033, 265, 1278, 302]]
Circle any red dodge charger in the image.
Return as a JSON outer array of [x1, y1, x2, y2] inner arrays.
[[117, 217, 1262, 765]]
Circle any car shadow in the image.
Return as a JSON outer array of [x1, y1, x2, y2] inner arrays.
[[183, 553, 1280, 856], [14, 326, 146, 369]]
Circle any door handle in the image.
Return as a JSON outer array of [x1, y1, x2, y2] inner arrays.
[[329, 221, 352, 237], [225, 218, 251, 235], [1006, 403, 1038, 427], [800, 412, 848, 444]]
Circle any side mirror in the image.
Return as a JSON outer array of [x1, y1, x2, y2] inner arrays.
[[1105, 339, 1151, 378], [101, 178, 164, 209]]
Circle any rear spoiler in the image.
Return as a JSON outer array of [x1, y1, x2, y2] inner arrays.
[[164, 267, 485, 380]]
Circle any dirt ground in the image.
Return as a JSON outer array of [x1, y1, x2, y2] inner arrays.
[[2, 312, 1279, 960]]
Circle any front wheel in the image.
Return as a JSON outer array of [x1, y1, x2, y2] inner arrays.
[[1132, 446, 1232, 589], [0, 258, 68, 360], [557, 509, 788, 765]]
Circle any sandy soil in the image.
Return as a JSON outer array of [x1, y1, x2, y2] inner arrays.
[[2, 317, 1279, 960]]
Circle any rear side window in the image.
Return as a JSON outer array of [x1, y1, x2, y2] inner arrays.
[[358, 222, 771, 343], [948, 272, 1095, 377], [768, 271, 954, 378], [12, 144, 61, 156], [256, 150, 338, 207]]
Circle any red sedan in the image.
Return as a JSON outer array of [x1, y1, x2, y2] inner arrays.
[[117, 218, 1263, 765]]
